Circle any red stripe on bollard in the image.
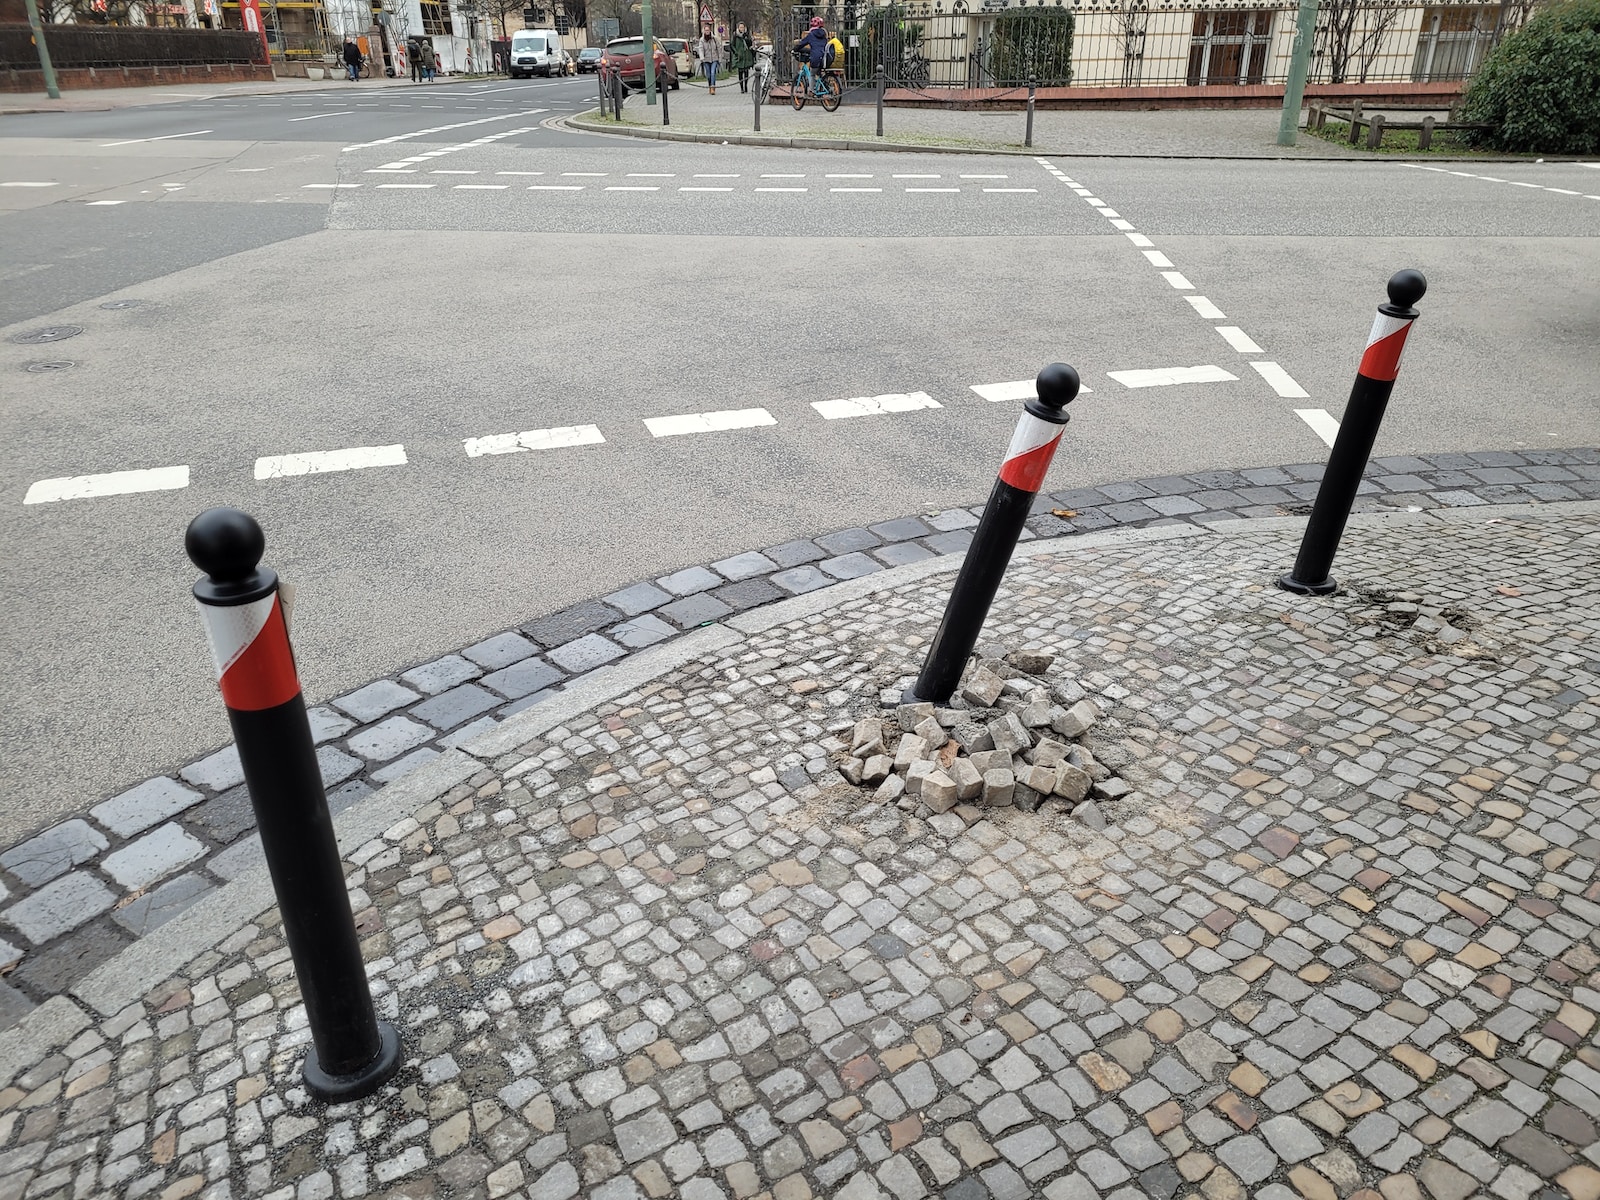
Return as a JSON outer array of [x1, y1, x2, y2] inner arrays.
[[1356, 311, 1416, 382], [199, 593, 300, 711], [998, 412, 1067, 492]]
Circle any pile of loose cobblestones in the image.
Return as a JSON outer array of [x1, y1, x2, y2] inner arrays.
[[1, 505, 1597, 1200]]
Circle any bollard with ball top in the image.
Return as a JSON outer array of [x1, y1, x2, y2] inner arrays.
[[1278, 269, 1427, 596], [907, 363, 1080, 705], [186, 507, 402, 1103]]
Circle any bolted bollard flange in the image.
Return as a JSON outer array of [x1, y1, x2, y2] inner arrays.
[[907, 364, 1080, 705], [1278, 270, 1427, 596], [187, 508, 403, 1103]]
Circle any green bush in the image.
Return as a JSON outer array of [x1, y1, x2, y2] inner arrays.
[[1460, 0, 1600, 152], [988, 8, 1074, 87]]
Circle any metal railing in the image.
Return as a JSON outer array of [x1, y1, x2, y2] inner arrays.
[[0, 23, 267, 68], [762, 0, 1527, 93]]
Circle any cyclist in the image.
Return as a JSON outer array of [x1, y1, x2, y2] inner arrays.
[[793, 16, 829, 94]]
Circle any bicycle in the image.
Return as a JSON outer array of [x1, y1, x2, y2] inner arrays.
[[753, 48, 776, 104], [902, 51, 930, 90], [790, 58, 841, 112]]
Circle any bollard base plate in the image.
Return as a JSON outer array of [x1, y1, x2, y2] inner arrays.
[[302, 1020, 403, 1103], [1276, 572, 1338, 596]]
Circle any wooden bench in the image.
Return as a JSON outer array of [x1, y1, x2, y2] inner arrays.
[[1307, 100, 1492, 150]]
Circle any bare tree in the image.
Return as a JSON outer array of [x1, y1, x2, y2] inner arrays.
[[1115, 0, 1148, 86], [1313, 0, 1403, 84]]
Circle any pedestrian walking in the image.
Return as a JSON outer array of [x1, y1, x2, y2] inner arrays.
[[421, 40, 436, 82], [342, 38, 363, 82], [730, 22, 754, 94], [697, 27, 721, 94], [408, 40, 422, 83]]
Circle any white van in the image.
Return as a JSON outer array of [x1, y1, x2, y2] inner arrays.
[[509, 29, 564, 78]]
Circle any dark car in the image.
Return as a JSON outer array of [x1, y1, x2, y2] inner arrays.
[[601, 36, 680, 90], [576, 46, 603, 73]]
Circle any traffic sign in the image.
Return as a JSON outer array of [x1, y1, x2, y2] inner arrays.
[[700, 5, 711, 22]]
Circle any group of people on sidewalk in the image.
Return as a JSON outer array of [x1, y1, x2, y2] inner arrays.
[[338, 37, 437, 82], [693, 18, 843, 96]]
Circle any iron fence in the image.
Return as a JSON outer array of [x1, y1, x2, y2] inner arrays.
[[763, 0, 1528, 93], [0, 23, 267, 68]]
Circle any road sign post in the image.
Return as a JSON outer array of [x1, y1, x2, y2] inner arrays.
[[642, 0, 657, 105], [21, 0, 60, 99], [1277, 0, 1319, 147]]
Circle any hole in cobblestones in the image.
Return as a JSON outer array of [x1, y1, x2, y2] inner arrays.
[[1341, 587, 1502, 660]]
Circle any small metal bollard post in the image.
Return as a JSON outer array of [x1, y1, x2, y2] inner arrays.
[[907, 364, 1080, 704], [661, 78, 669, 125], [1278, 270, 1427, 596], [876, 62, 885, 137], [186, 508, 402, 1103], [598, 69, 609, 118], [1025, 75, 1036, 147], [753, 69, 760, 131]]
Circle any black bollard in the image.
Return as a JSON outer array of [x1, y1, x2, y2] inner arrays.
[[1278, 269, 1427, 595], [753, 67, 761, 132], [662, 77, 670, 126], [907, 364, 1080, 704], [598, 68, 608, 118], [186, 508, 402, 1103], [1025, 75, 1036, 147], [876, 62, 884, 137]]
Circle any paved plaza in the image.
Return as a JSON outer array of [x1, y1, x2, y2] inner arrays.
[[2, 500, 1598, 1200]]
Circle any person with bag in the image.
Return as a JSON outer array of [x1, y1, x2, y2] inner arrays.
[[342, 38, 363, 82], [697, 27, 721, 94], [729, 22, 755, 94], [408, 39, 422, 83], [421, 40, 437, 82]]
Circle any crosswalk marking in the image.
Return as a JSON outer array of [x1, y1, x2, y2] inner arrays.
[[969, 379, 1093, 403], [1107, 365, 1237, 389], [645, 409, 777, 438], [813, 392, 940, 420], [1252, 361, 1310, 399], [1296, 408, 1339, 447], [1216, 326, 1263, 354], [254, 445, 407, 480], [1185, 296, 1226, 320], [24, 466, 189, 505], [464, 425, 605, 457]]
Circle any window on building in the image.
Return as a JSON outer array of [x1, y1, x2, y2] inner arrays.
[[1411, 6, 1495, 81], [420, 0, 452, 35], [1187, 9, 1273, 86]]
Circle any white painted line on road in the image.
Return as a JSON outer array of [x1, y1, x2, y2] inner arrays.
[[1, 181, 58, 188], [645, 408, 777, 438], [24, 466, 189, 505], [497, 171, 544, 176], [530, 185, 584, 190], [1251, 361, 1310, 399], [1296, 408, 1339, 447], [378, 183, 436, 188], [100, 130, 212, 147], [456, 184, 510, 190], [254, 445, 407, 480], [302, 183, 360, 189], [695, 174, 740, 178], [1142, 250, 1174, 268], [1095, 207, 1120, 217], [288, 110, 354, 121], [464, 425, 605, 457], [970, 379, 1093, 404], [564, 172, 607, 176], [680, 187, 733, 192], [628, 173, 676, 178], [342, 109, 544, 152], [827, 174, 873, 179], [906, 188, 959, 193], [895, 174, 940, 179], [832, 187, 882, 193], [1107, 365, 1237, 389], [431, 169, 479, 174], [1109, 219, 1136, 231], [813, 391, 940, 420], [755, 187, 807, 192], [984, 188, 1036, 193], [85, 200, 126, 205], [1185, 296, 1226, 320], [961, 174, 1007, 179], [1216, 326, 1264, 354], [1161, 271, 1194, 290], [366, 168, 417, 173], [762, 174, 805, 178], [1546, 188, 1581, 195], [607, 186, 660, 191], [230, 168, 270, 172], [1126, 233, 1153, 248]]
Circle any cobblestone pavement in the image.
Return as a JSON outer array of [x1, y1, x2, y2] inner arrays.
[[1, 502, 1597, 1200], [3, 449, 1599, 1027]]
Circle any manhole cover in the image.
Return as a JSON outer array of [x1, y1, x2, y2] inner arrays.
[[100, 299, 143, 310], [24, 361, 75, 373], [11, 325, 83, 345]]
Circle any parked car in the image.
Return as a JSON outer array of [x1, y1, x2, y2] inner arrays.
[[601, 36, 680, 90], [660, 37, 694, 79], [509, 28, 563, 77], [575, 46, 603, 73]]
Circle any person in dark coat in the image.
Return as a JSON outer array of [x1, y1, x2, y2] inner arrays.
[[342, 39, 363, 81], [729, 22, 755, 93]]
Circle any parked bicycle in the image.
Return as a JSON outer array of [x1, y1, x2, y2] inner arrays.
[[753, 47, 776, 105], [790, 55, 841, 112]]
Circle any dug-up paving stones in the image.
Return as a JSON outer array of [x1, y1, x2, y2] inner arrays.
[[0, 509, 1598, 1200]]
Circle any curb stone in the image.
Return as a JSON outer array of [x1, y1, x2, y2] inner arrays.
[[0, 447, 1598, 1023]]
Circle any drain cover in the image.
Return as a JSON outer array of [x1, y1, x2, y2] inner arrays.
[[11, 325, 83, 345], [25, 361, 75, 373], [100, 299, 144, 310]]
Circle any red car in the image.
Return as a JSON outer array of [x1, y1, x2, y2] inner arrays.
[[601, 36, 681, 90]]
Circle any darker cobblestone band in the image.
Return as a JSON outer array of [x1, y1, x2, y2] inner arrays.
[[0, 446, 1597, 1024]]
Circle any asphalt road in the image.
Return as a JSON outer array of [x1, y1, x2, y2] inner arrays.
[[1, 84, 1597, 846]]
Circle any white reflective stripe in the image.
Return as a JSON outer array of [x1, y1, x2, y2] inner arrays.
[[1366, 311, 1411, 348], [196, 593, 275, 681], [1003, 411, 1062, 465]]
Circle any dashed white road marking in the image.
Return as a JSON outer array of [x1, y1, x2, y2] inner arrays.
[[1161, 271, 1194, 290], [288, 110, 354, 121], [645, 408, 776, 437], [1251, 361, 1310, 399], [1296, 408, 1340, 447], [813, 391, 941, 420], [530, 184, 583, 190], [563, 171, 607, 177], [755, 187, 807, 192], [680, 186, 733, 192], [894, 174, 940, 179], [1109, 219, 1136, 231], [970, 379, 1093, 403], [497, 171, 544, 176], [342, 110, 543, 152], [86, 199, 126, 205], [464, 425, 604, 457], [761, 173, 805, 178], [430, 169, 479, 174], [1142, 250, 1174, 268], [1216, 326, 1264, 354], [254, 445, 407, 480], [378, 183, 436, 189], [906, 187, 959, 193], [607, 185, 660, 191], [628, 173, 676, 178], [1, 181, 58, 188], [303, 183, 360, 189], [827, 174, 873, 179], [984, 188, 1036, 193], [1185, 296, 1226, 320], [1124, 232, 1153, 248], [961, 174, 1007, 179], [695, 173, 740, 178], [831, 187, 882, 193], [100, 130, 212, 147], [455, 184, 509, 190], [24, 466, 189, 505], [1108, 365, 1238, 389]]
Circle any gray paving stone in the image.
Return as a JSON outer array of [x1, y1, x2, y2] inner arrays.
[[603, 581, 673, 615], [548, 633, 627, 673], [207, 833, 264, 882], [710, 550, 780, 581], [821, 552, 883, 580], [346, 715, 433, 762], [330, 678, 422, 722], [178, 744, 244, 793], [657, 566, 722, 596], [610, 614, 678, 649], [307, 706, 355, 744], [873, 542, 937, 567], [410, 683, 500, 730], [924, 530, 975, 556], [317, 746, 363, 788], [371, 747, 442, 784], [0, 820, 109, 887], [868, 517, 934, 542], [110, 872, 214, 935], [763, 539, 826, 568], [772, 565, 831, 595], [658, 594, 734, 628], [521, 600, 623, 648], [1, 870, 118, 943], [481, 655, 563, 699], [712, 579, 785, 611], [1257, 1115, 1321, 1164], [0, 978, 33, 1027], [90, 776, 203, 838], [101, 822, 207, 891], [1216, 1134, 1277, 1183], [1454, 1099, 1527, 1146], [816, 527, 882, 555], [399, 654, 481, 695]]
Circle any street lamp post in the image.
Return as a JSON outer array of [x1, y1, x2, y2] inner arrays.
[[643, 0, 657, 104], [22, 0, 61, 99], [1277, 0, 1319, 147]]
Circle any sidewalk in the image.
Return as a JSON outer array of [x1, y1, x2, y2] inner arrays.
[[0, 74, 481, 117], [2, 499, 1598, 1200]]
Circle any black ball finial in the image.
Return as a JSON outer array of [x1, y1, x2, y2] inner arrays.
[[1386, 269, 1427, 311], [1033, 363, 1080, 413], [186, 507, 265, 582]]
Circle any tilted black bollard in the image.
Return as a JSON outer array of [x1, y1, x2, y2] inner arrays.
[[753, 68, 761, 132], [186, 508, 402, 1103], [876, 62, 885, 137], [1025, 76, 1036, 147], [598, 68, 609, 118], [907, 364, 1080, 704], [1278, 269, 1427, 595], [661, 77, 670, 126]]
